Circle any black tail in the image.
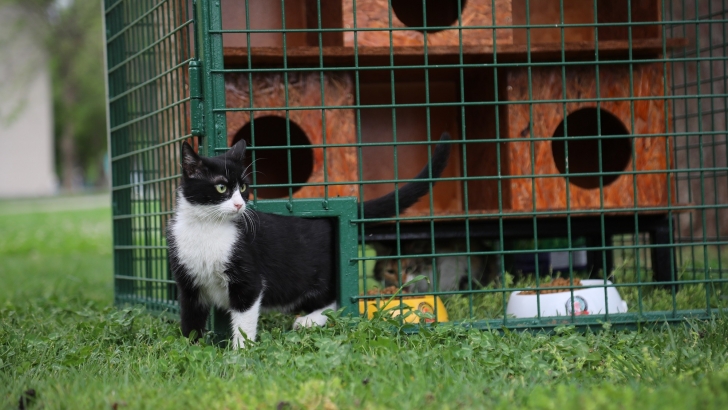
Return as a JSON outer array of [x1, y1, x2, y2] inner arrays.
[[362, 133, 452, 219]]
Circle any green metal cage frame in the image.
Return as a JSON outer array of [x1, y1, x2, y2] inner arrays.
[[104, 0, 728, 334]]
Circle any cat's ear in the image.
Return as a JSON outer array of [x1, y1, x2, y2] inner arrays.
[[226, 139, 247, 163], [181, 142, 205, 179], [404, 240, 428, 255], [369, 241, 392, 256]]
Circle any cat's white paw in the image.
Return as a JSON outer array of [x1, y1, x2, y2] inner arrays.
[[230, 298, 261, 350], [292, 302, 336, 330], [232, 332, 247, 350], [293, 312, 329, 329]]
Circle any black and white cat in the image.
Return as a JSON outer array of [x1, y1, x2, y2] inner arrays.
[[167, 133, 451, 348]]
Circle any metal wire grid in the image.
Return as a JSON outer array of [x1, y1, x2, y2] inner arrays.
[[105, 0, 193, 315], [669, 0, 728, 314], [105, 0, 728, 330]]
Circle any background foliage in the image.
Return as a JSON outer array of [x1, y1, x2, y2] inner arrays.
[[0, 0, 107, 190]]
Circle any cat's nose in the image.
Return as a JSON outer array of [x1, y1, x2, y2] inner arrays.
[[233, 203, 243, 210]]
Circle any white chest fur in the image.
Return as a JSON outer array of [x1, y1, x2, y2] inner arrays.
[[170, 208, 239, 309]]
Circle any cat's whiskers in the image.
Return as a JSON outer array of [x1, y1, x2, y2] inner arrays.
[[241, 159, 266, 187], [184, 204, 214, 221], [251, 210, 259, 238], [247, 212, 257, 239], [240, 208, 257, 239], [237, 206, 249, 232], [213, 207, 234, 231], [241, 212, 249, 234], [240, 158, 259, 181], [242, 171, 265, 187], [241, 157, 268, 180], [191, 205, 233, 229], [195, 206, 224, 222]]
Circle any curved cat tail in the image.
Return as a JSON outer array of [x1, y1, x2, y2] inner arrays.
[[362, 132, 452, 220]]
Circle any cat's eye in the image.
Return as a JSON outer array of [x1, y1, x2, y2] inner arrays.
[[239, 184, 247, 193], [215, 184, 227, 193]]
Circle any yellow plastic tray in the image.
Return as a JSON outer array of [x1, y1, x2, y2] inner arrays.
[[358, 295, 448, 323]]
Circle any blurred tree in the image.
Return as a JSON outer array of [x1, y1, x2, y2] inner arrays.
[[1, 0, 107, 190]]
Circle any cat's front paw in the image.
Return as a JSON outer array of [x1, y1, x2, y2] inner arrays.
[[292, 312, 329, 330], [232, 332, 249, 349]]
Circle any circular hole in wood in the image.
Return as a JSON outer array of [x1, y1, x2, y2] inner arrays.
[[232, 116, 314, 198], [390, 0, 468, 33], [551, 108, 632, 189]]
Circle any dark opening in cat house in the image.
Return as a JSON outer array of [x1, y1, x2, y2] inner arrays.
[[225, 72, 358, 200], [389, 0, 469, 33], [231, 117, 315, 198], [343, 0, 512, 46], [551, 107, 633, 190], [502, 64, 673, 211]]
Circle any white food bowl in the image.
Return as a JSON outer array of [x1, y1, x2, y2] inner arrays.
[[506, 280, 628, 318]]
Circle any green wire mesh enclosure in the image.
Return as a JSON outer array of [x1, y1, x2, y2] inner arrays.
[[104, 0, 727, 332]]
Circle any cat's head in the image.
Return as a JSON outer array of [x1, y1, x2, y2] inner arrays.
[[372, 241, 433, 291], [374, 257, 426, 290], [178, 140, 250, 221]]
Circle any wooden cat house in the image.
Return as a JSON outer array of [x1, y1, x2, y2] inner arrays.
[[511, 0, 662, 45], [220, 0, 675, 221], [219, 0, 345, 48], [223, 69, 464, 217], [499, 63, 673, 213], [214, 0, 666, 51], [451, 0, 672, 215], [341, 0, 513, 47], [224, 72, 358, 199]]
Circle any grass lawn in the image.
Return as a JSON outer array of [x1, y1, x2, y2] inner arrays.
[[2, 194, 728, 409]]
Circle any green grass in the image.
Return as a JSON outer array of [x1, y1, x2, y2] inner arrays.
[[0, 194, 113, 305], [2, 195, 728, 409]]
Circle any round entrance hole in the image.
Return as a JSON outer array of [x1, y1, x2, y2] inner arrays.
[[551, 108, 632, 189], [232, 116, 314, 199], [390, 0, 468, 33]]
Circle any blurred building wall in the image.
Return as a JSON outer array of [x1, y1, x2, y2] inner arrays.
[[0, 6, 56, 198]]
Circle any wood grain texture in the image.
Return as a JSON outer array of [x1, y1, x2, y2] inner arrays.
[[512, 0, 661, 44], [341, 0, 512, 47], [219, 0, 343, 48], [512, 0, 595, 44], [503, 63, 673, 212], [596, 0, 661, 41], [305, 0, 344, 46], [462, 68, 510, 211], [224, 72, 358, 199], [222, 38, 687, 67], [220, 0, 306, 48]]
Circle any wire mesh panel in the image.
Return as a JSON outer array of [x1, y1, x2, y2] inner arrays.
[[106, 0, 728, 331], [104, 0, 194, 315], [669, 0, 728, 316]]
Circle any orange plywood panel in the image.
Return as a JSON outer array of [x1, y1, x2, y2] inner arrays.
[[358, 79, 463, 217], [504, 63, 673, 211], [512, 0, 661, 44], [342, 0, 512, 47], [225, 72, 357, 200]]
